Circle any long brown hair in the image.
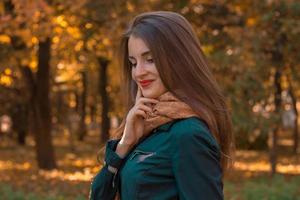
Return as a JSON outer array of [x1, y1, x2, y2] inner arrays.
[[113, 11, 234, 172]]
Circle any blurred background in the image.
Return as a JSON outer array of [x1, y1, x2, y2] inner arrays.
[[0, 0, 299, 199]]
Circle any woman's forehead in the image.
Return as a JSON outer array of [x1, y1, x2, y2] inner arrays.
[[128, 36, 151, 58]]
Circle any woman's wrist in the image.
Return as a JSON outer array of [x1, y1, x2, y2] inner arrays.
[[115, 140, 135, 158]]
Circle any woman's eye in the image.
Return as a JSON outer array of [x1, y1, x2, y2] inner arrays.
[[130, 62, 137, 68], [146, 58, 154, 63]]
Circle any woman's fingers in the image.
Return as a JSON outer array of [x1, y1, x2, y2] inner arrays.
[[137, 104, 152, 113], [133, 104, 152, 120], [135, 86, 142, 102], [137, 97, 159, 105], [131, 86, 159, 120], [135, 110, 147, 119], [135, 87, 159, 104]]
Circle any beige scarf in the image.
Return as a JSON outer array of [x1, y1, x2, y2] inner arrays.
[[143, 91, 199, 135]]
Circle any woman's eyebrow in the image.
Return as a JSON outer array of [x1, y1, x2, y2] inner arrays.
[[128, 50, 151, 59], [141, 51, 151, 57]]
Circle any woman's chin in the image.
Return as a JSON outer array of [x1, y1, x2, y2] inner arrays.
[[142, 91, 156, 99], [141, 85, 167, 99]]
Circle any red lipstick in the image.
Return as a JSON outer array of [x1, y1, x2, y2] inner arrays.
[[139, 80, 154, 88]]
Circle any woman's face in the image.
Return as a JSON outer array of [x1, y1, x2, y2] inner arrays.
[[128, 35, 167, 99]]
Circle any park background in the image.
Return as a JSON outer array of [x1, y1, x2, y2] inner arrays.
[[0, 0, 300, 199]]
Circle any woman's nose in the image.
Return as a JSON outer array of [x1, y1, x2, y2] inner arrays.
[[135, 62, 147, 77]]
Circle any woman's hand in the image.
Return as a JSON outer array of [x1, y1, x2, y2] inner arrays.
[[116, 87, 159, 157]]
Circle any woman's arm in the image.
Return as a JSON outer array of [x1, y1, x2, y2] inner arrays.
[[172, 119, 224, 200], [89, 139, 126, 200]]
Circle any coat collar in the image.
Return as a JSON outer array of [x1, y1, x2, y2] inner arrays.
[[155, 119, 180, 132]]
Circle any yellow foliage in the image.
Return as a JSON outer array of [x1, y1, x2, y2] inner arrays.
[[106, 85, 112, 92], [281, 74, 289, 90], [31, 37, 38, 45], [126, 2, 135, 12], [38, 168, 94, 181], [55, 15, 68, 28], [202, 44, 214, 55], [0, 34, 11, 44], [0, 2, 4, 14], [75, 41, 84, 52], [247, 17, 257, 27], [0, 75, 12, 86], [54, 27, 63, 34], [52, 36, 60, 44], [111, 12, 117, 19], [0, 161, 31, 170], [30, 60, 38, 71], [87, 39, 96, 50], [85, 117, 91, 124], [67, 27, 81, 39], [102, 38, 111, 46], [34, 11, 41, 19], [69, 100, 76, 108], [85, 23, 93, 29], [4, 68, 12, 75], [234, 160, 300, 174], [233, 5, 243, 15]]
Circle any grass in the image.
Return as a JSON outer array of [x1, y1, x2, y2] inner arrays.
[[1, 174, 300, 200], [224, 174, 300, 200], [0, 183, 86, 200]]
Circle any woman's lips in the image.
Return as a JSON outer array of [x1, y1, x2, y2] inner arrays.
[[140, 80, 154, 88]]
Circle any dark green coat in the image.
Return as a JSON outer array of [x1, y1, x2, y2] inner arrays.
[[90, 117, 223, 200]]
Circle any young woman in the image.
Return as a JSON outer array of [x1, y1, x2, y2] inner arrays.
[[90, 11, 234, 200]]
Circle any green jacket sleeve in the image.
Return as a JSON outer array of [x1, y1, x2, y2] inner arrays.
[[172, 120, 224, 200], [89, 139, 124, 200]]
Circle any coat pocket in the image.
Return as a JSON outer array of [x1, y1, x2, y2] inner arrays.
[[129, 150, 156, 163]]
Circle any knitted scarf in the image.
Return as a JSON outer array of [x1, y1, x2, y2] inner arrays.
[[143, 91, 199, 135]]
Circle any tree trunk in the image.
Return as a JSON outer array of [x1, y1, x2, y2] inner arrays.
[[269, 36, 285, 176], [16, 104, 29, 145], [33, 38, 57, 169], [268, 8, 286, 175], [56, 91, 64, 125], [11, 102, 29, 145], [98, 57, 110, 144], [10, 18, 56, 168], [78, 71, 87, 141], [90, 104, 96, 123], [270, 68, 282, 176], [75, 91, 80, 113], [288, 77, 299, 154]]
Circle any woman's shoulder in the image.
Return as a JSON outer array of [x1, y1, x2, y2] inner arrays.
[[169, 117, 220, 151], [170, 116, 210, 137]]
